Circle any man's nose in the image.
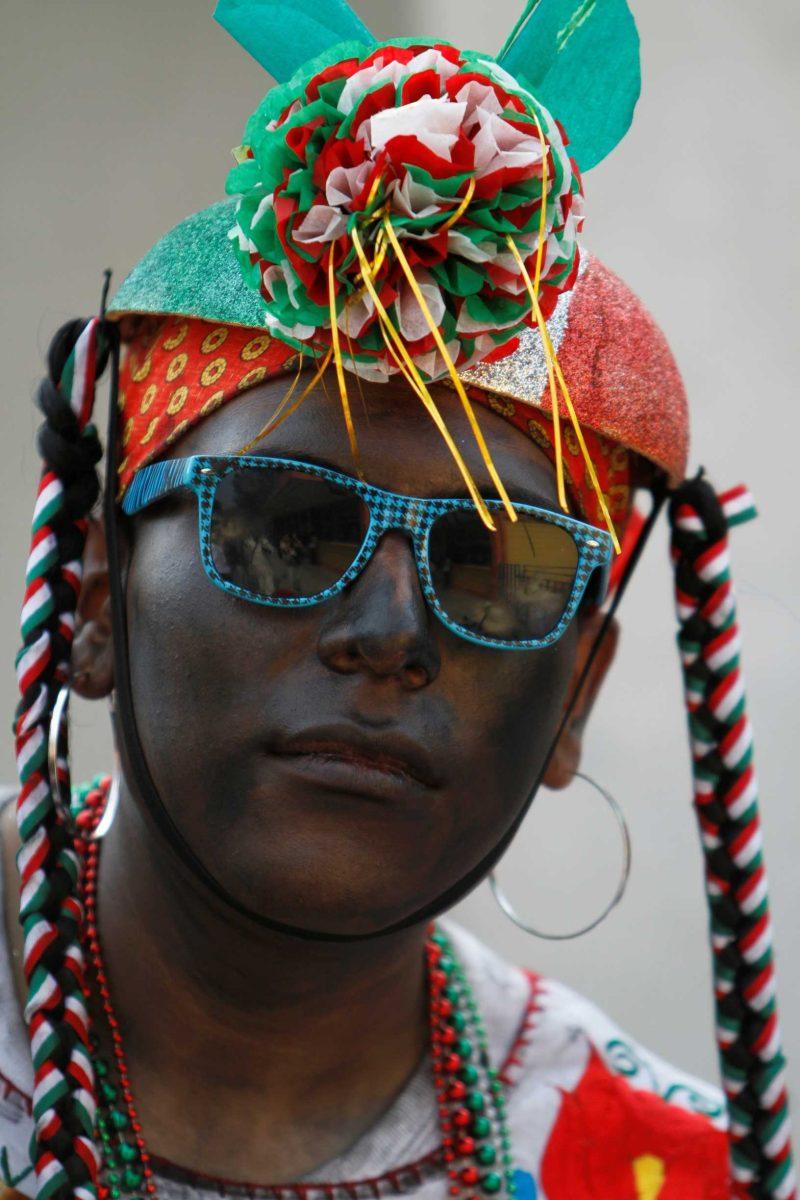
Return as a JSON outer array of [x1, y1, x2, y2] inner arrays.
[[316, 532, 441, 688]]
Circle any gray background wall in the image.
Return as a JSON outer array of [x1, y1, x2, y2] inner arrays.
[[1, 0, 798, 1111]]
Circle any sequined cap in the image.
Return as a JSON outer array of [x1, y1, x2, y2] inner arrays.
[[460, 253, 688, 484]]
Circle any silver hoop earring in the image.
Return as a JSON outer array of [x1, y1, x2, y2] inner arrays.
[[93, 771, 120, 840], [47, 684, 120, 840], [48, 684, 75, 830], [489, 771, 632, 941]]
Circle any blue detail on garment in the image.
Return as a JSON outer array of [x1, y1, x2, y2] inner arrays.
[[511, 1168, 538, 1199]]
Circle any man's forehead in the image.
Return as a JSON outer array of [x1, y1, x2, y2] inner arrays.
[[169, 375, 560, 504]]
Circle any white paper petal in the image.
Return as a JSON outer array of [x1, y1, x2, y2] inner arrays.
[[390, 173, 441, 219], [294, 205, 348, 244], [415, 338, 461, 380], [446, 228, 494, 263], [262, 260, 307, 310], [396, 268, 446, 343], [455, 80, 503, 124], [405, 48, 459, 80], [343, 355, 397, 382], [326, 162, 372, 209], [338, 290, 375, 339], [456, 304, 522, 335], [339, 47, 460, 117], [472, 111, 542, 178], [264, 311, 316, 342], [369, 95, 467, 162]]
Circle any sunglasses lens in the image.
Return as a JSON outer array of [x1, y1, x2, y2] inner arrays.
[[428, 509, 580, 642], [210, 466, 369, 600]]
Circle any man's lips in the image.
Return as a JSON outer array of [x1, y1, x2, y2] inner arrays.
[[269, 724, 441, 790]]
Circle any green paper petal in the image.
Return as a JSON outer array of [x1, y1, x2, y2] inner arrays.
[[214, 0, 376, 84], [498, 0, 640, 171], [429, 259, 486, 298]]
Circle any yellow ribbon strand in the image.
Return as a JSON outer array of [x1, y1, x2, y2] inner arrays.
[[343, 302, 369, 421], [318, 352, 334, 407], [522, 108, 620, 552], [371, 235, 388, 280], [506, 235, 621, 553], [236, 348, 333, 453], [382, 216, 517, 524], [328, 249, 362, 476], [441, 177, 476, 233], [520, 106, 567, 513], [508, 106, 620, 547], [505, 235, 567, 513], [378, 320, 428, 402], [365, 170, 384, 214], [550, 350, 620, 551], [235, 350, 306, 455], [351, 225, 496, 530], [528, 106, 549, 299]]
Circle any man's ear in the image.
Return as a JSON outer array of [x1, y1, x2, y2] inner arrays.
[[70, 513, 115, 699], [543, 611, 619, 790]]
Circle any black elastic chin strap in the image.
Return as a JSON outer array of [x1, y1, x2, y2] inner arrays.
[[104, 332, 667, 942]]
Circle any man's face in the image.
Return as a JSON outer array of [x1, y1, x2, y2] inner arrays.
[[122, 377, 583, 934]]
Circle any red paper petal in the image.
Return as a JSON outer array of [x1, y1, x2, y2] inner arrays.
[[306, 57, 359, 102], [384, 132, 475, 179], [350, 80, 397, 135], [286, 115, 326, 161], [401, 68, 443, 106]]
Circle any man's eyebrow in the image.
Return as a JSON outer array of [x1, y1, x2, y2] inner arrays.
[[244, 449, 559, 510]]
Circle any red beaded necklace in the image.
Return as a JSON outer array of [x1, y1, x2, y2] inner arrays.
[[75, 776, 515, 1200]]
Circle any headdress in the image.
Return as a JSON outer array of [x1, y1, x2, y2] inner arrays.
[[11, 3, 794, 1199]]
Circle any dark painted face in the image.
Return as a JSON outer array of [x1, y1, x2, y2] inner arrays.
[[121, 377, 585, 935]]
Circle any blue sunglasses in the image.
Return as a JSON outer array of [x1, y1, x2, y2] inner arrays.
[[122, 454, 613, 651]]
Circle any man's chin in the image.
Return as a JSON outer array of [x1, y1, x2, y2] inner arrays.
[[215, 859, 446, 937]]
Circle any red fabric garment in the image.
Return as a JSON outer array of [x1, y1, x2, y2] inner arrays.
[[540, 1049, 732, 1199]]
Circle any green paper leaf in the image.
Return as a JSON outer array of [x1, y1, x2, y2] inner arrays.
[[430, 258, 486, 298], [214, 0, 377, 83], [498, 0, 640, 171]]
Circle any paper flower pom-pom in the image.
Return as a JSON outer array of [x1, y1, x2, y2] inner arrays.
[[226, 42, 584, 382]]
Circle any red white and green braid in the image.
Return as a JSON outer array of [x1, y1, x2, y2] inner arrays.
[[14, 318, 109, 1200], [669, 476, 796, 1200]]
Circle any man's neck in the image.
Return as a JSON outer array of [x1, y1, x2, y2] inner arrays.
[[93, 789, 432, 1181]]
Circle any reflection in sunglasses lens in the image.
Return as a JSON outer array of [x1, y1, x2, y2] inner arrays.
[[210, 467, 369, 599], [428, 510, 579, 640]]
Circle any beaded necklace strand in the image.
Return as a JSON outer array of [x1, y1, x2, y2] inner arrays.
[[72, 776, 517, 1200]]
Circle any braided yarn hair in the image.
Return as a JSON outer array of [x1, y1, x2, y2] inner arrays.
[[13, 318, 113, 1200], [669, 475, 795, 1200]]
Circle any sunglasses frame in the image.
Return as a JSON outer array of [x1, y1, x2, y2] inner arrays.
[[122, 454, 614, 651]]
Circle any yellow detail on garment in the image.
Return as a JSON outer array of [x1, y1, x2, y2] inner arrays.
[[632, 1154, 667, 1199]]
